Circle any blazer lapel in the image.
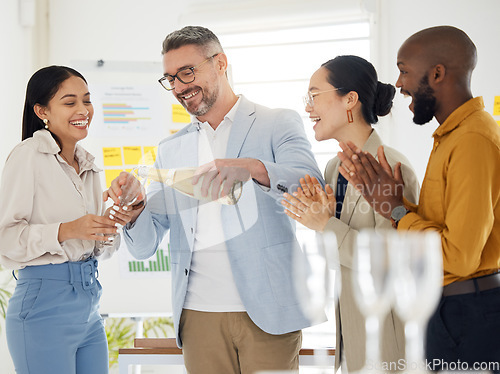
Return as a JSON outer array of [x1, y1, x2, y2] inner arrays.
[[341, 184, 362, 225], [225, 96, 256, 159], [173, 125, 200, 250], [339, 130, 384, 224]]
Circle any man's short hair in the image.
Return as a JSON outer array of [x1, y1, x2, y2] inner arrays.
[[162, 26, 224, 56]]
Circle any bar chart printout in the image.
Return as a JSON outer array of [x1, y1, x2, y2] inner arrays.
[[88, 84, 164, 138], [128, 247, 171, 273], [119, 237, 171, 279], [102, 103, 151, 128]]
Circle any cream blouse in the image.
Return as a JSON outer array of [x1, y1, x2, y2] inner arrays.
[[0, 129, 118, 269]]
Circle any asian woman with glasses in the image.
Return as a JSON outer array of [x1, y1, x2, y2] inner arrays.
[[282, 55, 420, 373]]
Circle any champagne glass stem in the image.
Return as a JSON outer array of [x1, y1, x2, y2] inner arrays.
[[365, 314, 382, 370], [405, 320, 425, 371]]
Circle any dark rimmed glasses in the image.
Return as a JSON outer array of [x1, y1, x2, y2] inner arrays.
[[303, 87, 342, 108], [158, 53, 220, 91]]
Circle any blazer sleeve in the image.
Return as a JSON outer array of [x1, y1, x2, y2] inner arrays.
[[258, 109, 324, 196]]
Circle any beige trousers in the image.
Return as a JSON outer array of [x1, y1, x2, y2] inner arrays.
[[179, 309, 302, 374]]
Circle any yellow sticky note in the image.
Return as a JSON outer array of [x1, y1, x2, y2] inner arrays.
[[142, 146, 158, 165], [123, 146, 142, 165], [102, 147, 123, 166], [172, 104, 191, 123], [497, 121, 500, 127], [170, 129, 180, 135], [494, 96, 500, 116], [105, 169, 122, 188]]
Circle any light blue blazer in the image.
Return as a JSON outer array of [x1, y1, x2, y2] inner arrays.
[[123, 96, 324, 345]]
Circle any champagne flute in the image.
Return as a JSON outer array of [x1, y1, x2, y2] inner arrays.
[[293, 230, 337, 373], [389, 231, 442, 373], [352, 229, 395, 373], [293, 230, 330, 326], [95, 170, 143, 250]]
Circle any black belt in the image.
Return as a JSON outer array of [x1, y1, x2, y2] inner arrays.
[[442, 271, 500, 297]]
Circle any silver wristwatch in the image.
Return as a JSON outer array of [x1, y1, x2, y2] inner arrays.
[[390, 205, 408, 228]]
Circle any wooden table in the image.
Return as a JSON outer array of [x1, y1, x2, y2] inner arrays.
[[119, 338, 335, 373]]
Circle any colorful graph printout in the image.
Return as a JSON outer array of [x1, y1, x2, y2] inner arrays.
[[88, 84, 163, 137]]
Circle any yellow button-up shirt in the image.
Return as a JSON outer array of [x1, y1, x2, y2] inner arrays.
[[400, 97, 500, 286]]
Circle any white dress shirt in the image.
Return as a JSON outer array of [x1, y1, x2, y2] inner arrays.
[[183, 97, 246, 312]]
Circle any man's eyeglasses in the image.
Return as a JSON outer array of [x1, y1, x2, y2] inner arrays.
[[158, 53, 220, 91], [303, 88, 342, 108]]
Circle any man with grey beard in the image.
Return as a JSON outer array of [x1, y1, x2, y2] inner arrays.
[[108, 25, 323, 374]]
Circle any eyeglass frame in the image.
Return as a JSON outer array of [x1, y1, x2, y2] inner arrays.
[[303, 87, 343, 108], [158, 53, 221, 91]]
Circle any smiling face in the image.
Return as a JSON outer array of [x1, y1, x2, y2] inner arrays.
[[36, 75, 93, 147], [163, 44, 220, 118], [306, 67, 349, 142], [396, 42, 437, 125]]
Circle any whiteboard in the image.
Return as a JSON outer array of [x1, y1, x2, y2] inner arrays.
[[72, 60, 185, 314]]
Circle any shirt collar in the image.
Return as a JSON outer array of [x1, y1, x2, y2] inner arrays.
[[192, 95, 242, 131], [433, 97, 485, 139], [33, 129, 101, 173]]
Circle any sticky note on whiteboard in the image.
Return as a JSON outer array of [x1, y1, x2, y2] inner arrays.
[[142, 146, 158, 165], [172, 104, 191, 123], [123, 146, 142, 165], [103, 147, 123, 166], [105, 169, 122, 188], [494, 96, 500, 115]]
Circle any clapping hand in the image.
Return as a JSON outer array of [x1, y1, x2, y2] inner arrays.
[[337, 141, 404, 219], [282, 175, 336, 231]]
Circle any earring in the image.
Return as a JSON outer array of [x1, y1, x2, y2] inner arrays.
[[347, 109, 354, 124], [43, 118, 49, 129]]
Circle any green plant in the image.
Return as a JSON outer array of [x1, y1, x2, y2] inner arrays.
[[105, 316, 175, 368], [0, 265, 14, 326], [143, 316, 175, 338], [105, 318, 136, 368]]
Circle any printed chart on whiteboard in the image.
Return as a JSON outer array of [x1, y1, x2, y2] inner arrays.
[[118, 235, 172, 279], [89, 84, 164, 137]]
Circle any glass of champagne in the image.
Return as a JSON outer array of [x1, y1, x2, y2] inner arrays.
[[293, 230, 337, 373], [96, 170, 143, 250], [389, 231, 442, 373], [293, 230, 330, 326], [352, 229, 395, 373]]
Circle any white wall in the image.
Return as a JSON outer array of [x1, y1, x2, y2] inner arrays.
[[1, 0, 500, 371], [0, 1, 38, 371], [375, 0, 500, 181], [0, 0, 39, 170]]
